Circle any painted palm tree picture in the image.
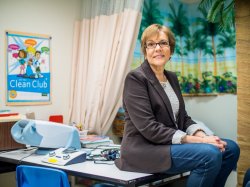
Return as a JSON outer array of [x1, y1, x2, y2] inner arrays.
[[132, 0, 236, 95]]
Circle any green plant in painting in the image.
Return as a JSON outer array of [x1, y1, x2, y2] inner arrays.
[[217, 27, 236, 73], [201, 71, 216, 93], [137, 0, 164, 41], [199, 0, 235, 31], [198, 0, 236, 94], [193, 27, 212, 81], [196, 7, 222, 76], [168, 2, 190, 76], [214, 72, 236, 93]]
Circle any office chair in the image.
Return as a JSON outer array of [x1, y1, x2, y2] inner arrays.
[[16, 165, 70, 187]]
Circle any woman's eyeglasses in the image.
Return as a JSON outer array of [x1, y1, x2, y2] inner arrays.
[[145, 40, 170, 49]]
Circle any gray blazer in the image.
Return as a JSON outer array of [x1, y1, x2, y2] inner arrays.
[[115, 60, 195, 173]]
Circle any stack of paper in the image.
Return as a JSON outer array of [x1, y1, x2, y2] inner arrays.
[[80, 135, 113, 148]]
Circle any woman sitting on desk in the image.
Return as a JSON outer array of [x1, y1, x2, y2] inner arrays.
[[115, 24, 240, 187]]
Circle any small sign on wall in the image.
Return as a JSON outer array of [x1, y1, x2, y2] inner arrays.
[[6, 31, 51, 105]]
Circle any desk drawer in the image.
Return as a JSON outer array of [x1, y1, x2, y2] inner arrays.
[[0, 121, 25, 151]]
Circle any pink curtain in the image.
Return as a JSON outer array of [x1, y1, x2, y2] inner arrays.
[[69, 0, 143, 135]]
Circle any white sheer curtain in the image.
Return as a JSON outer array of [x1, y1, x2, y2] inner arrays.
[[69, 0, 143, 135]]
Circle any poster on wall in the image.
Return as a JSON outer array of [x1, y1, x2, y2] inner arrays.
[[132, 0, 236, 95], [6, 31, 51, 105]]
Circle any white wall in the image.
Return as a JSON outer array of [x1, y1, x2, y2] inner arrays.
[[0, 0, 82, 122], [184, 95, 238, 187], [184, 95, 237, 141]]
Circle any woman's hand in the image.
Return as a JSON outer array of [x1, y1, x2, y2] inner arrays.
[[202, 136, 227, 152], [193, 130, 227, 151], [182, 134, 227, 152], [193, 130, 206, 138]]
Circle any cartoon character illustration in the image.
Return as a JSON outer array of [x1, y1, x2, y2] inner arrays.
[[23, 58, 35, 78], [17, 49, 27, 76], [26, 46, 36, 59], [33, 51, 43, 78]]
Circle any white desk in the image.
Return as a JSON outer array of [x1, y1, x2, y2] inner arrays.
[[0, 114, 25, 122], [0, 148, 178, 187]]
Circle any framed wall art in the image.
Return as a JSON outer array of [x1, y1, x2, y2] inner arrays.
[[6, 31, 51, 105], [132, 0, 236, 96]]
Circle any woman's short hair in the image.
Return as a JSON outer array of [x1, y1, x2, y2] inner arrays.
[[141, 24, 175, 56]]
